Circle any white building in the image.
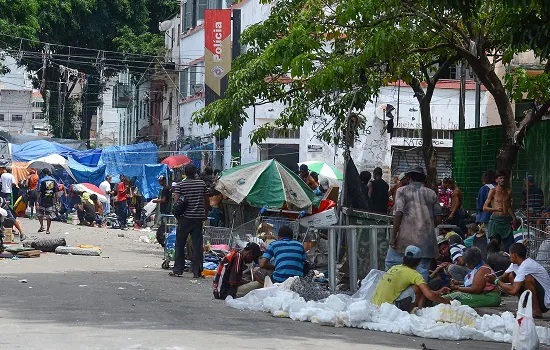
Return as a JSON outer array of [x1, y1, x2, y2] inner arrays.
[[176, 0, 496, 177]]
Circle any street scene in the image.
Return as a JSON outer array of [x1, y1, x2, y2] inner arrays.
[[1, 0, 550, 349]]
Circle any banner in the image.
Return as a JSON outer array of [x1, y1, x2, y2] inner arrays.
[[204, 9, 232, 100]]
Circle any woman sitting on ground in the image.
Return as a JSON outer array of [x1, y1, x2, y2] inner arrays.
[[442, 246, 501, 307]]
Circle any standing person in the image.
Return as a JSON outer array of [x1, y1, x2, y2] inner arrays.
[[443, 178, 466, 234], [37, 169, 58, 234], [200, 166, 214, 189], [522, 175, 545, 217], [386, 166, 442, 282], [99, 175, 113, 214], [298, 164, 319, 190], [483, 170, 517, 252], [153, 175, 172, 216], [117, 175, 130, 230], [476, 169, 496, 224], [0, 167, 15, 203], [487, 243, 550, 318], [170, 164, 209, 278], [359, 171, 372, 209], [369, 167, 389, 214], [26, 169, 40, 219]]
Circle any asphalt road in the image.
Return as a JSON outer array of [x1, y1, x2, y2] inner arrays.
[[0, 218, 509, 349]]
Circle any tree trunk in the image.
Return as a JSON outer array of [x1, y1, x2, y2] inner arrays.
[[410, 78, 438, 191]]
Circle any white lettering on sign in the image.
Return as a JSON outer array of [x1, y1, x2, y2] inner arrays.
[[403, 138, 445, 147], [213, 22, 223, 62]]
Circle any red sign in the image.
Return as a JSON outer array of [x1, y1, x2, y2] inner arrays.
[[204, 10, 232, 97]]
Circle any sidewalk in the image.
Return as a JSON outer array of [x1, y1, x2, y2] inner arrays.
[[476, 295, 550, 327]]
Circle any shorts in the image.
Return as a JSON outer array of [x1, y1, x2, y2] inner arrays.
[[27, 190, 38, 204], [394, 286, 416, 310], [520, 277, 550, 313], [37, 206, 56, 219]]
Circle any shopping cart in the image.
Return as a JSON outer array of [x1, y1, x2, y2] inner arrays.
[[158, 214, 178, 270]]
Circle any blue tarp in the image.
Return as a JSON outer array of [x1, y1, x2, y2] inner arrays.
[[71, 149, 102, 167], [12, 140, 77, 162], [69, 157, 107, 185], [99, 142, 157, 167]]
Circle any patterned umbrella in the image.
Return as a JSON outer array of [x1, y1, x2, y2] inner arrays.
[[216, 159, 319, 210], [161, 155, 192, 168], [72, 183, 108, 203], [298, 161, 343, 180]]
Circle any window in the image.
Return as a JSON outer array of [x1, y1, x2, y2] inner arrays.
[[32, 112, 45, 120], [392, 128, 453, 140], [183, 0, 223, 32], [189, 66, 198, 95], [267, 128, 300, 139], [179, 69, 188, 99], [11, 114, 23, 122], [32, 101, 44, 108], [0, 114, 4, 121], [197, 0, 208, 21]]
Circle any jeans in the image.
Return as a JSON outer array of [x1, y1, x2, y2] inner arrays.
[[385, 247, 431, 282], [173, 217, 204, 276], [448, 264, 470, 282], [117, 200, 128, 228]]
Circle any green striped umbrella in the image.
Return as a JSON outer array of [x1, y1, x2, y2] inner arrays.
[[298, 161, 343, 180], [216, 159, 320, 210]]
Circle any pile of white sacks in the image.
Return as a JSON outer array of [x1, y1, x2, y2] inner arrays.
[[226, 270, 550, 345]]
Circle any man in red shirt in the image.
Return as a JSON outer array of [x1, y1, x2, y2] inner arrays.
[[117, 175, 129, 229], [27, 169, 40, 218]]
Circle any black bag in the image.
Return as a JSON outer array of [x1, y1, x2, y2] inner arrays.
[[303, 259, 312, 275], [172, 196, 188, 217]]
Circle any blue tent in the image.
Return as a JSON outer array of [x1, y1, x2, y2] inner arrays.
[[12, 140, 77, 162], [71, 148, 102, 167], [99, 142, 157, 167]]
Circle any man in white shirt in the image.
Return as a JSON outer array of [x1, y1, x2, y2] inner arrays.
[[1, 167, 15, 203], [99, 175, 113, 214], [486, 242, 550, 318]]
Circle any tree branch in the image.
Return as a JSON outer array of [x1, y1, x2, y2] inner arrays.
[[409, 43, 450, 54]]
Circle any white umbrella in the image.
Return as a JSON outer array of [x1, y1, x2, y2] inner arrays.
[[28, 154, 76, 181]]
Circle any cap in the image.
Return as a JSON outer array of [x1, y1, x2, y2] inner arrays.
[[244, 242, 262, 263], [81, 192, 90, 200], [525, 175, 535, 182], [398, 172, 406, 181], [437, 235, 449, 245], [445, 231, 459, 241], [405, 245, 422, 259], [299, 164, 309, 172], [405, 166, 425, 175]]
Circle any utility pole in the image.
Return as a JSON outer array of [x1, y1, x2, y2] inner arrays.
[[474, 75, 481, 128], [458, 62, 466, 130], [96, 51, 106, 148]]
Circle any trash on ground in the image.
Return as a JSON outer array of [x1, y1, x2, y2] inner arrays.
[[54, 246, 102, 256]]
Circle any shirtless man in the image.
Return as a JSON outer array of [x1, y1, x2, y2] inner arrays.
[[443, 178, 464, 221], [483, 170, 517, 252], [299, 164, 319, 190]]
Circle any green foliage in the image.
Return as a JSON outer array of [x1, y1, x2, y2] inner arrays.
[[505, 69, 550, 103], [113, 26, 165, 56]]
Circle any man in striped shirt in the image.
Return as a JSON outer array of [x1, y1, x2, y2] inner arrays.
[[170, 164, 209, 278], [259, 226, 306, 283], [436, 235, 469, 282]]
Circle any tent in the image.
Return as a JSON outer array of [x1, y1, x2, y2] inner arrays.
[[12, 140, 77, 162], [71, 148, 102, 167], [99, 142, 157, 167]]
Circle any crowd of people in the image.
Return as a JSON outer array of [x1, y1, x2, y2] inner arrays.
[[374, 166, 550, 318]]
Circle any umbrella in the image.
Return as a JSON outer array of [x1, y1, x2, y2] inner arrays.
[[298, 161, 343, 180], [161, 155, 192, 168], [72, 183, 108, 203], [216, 159, 319, 210], [28, 154, 76, 181]]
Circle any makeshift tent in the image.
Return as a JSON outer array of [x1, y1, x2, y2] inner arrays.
[[12, 162, 30, 184], [71, 149, 102, 167], [73, 183, 108, 203], [28, 154, 76, 181], [69, 157, 107, 185], [12, 140, 77, 162], [99, 142, 157, 167], [0, 131, 86, 150]]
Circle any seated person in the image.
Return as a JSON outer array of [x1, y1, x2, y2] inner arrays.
[[464, 223, 488, 258], [442, 247, 501, 307], [0, 198, 26, 240], [76, 193, 96, 227], [213, 242, 262, 299], [431, 235, 468, 284], [207, 188, 225, 227], [487, 243, 550, 318], [259, 226, 306, 283], [90, 194, 104, 226], [486, 240, 511, 276], [372, 245, 451, 312]]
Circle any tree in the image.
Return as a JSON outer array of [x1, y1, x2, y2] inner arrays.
[[195, 0, 550, 183], [0, 0, 178, 142]]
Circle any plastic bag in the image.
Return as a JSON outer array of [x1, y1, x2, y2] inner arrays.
[[512, 290, 540, 350], [352, 269, 385, 301]]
